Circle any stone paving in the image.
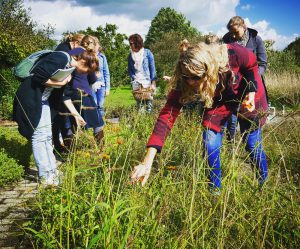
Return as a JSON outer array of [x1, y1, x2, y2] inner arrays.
[[0, 169, 38, 248]]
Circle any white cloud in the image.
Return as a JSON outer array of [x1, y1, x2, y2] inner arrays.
[[24, 0, 296, 50], [24, 0, 150, 41], [241, 4, 252, 10], [245, 18, 298, 50]]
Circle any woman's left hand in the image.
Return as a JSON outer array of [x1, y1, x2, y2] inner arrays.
[[243, 92, 255, 112]]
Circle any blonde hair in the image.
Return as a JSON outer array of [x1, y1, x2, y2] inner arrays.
[[81, 35, 97, 53], [170, 41, 232, 108], [64, 33, 84, 43], [205, 34, 220, 44], [92, 36, 103, 53]]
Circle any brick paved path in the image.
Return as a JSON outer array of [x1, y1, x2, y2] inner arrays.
[[0, 169, 38, 248]]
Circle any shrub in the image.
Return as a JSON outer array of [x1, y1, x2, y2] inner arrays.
[[0, 127, 32, 168], [0, 149, 24, 187]]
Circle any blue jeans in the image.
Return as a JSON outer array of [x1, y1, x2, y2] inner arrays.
[[95, 86, 106, 117], [203, 119, 268, 189], [137, 99, 153, 113], [31, 101, 57, 179], [226, 114, 238, 140]]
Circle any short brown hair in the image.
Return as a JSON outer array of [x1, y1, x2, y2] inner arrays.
[[74, 51, 99, 73], [129, 34, 144, 50], [226, 16, 246, 30]]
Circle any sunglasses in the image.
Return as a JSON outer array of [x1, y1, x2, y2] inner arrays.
[[182, 74, 203, 81]]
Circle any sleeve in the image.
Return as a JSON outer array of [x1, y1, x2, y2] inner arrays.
[[127, 54, 135, 81], [255, 35, 268, 75], [31, 52, 69, 85], [147, 50, 157, 81], [147, 89, 183, 152], [233, 46, 260, 93], [88, 72, 97, 85], [62, 81, 73, 101], [102, 55, 111, 91]]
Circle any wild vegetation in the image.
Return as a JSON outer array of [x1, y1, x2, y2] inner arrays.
[[0, 0, 299, 248]]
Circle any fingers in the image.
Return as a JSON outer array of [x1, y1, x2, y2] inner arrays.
[[141, 174, 150, 186], [130, 164, 150, 186]]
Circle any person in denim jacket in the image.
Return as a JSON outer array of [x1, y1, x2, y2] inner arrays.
[[92, 37, 110, 117], [128, 34, 157, 113]]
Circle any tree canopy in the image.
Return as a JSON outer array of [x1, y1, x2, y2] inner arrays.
[[145, 7, 200, 48], [0, 0, 55, 68], [77, 24, 130, 86]]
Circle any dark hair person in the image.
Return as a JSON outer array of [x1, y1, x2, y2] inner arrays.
[[128, 33, 157, 113], [130, 41, 269, 192], [13, 48, 98, 186], [62, 36, 105, 147], [51, 33, 85, 154]]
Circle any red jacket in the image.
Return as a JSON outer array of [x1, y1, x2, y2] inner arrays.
[[147, 43, 268, 152]]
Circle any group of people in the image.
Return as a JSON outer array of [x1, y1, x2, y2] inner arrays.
[[13, 15, 269, 193], [13, 34, 110, 186]]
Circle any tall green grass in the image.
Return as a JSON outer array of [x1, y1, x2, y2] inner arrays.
[[23, 108, 300, 248]]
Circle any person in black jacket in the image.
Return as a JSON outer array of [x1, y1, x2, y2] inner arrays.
[[222, 16, 268, 141], [13, 48, 98, 186]]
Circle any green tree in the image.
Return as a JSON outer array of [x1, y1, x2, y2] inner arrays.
[[0, 0, 55, 119], [76, 24, 130, 87], [284, 37, 300, 66], [150, 31, 204, 95], [0, 0, 55, 68], [145, 7, 200, 48]]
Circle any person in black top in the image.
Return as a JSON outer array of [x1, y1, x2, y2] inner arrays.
[[13, 48, 98, 186]]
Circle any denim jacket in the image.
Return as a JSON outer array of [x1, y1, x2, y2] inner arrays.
[[128, 48, 157, 82], [97, 53, 110, 91]]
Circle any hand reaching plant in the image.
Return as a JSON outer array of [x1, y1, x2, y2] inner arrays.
[[130, 147, 157, 186]]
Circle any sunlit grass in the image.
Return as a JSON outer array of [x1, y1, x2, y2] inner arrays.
[[22, 106, 300, 248]]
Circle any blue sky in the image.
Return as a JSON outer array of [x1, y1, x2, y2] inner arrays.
[[237, 0, 299, 37], [24, 0, 299, 50]]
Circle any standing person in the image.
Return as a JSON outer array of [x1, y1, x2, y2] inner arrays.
[[223, 16, 268, 140], [13, 49, 98, 186], [128, 34, 157, 113], [63, 36, 105, 147], [92, 36, 110, 117], [130, 42, 269, 191], [51, 33, 85, 154]]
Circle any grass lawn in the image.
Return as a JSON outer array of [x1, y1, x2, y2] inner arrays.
[[105, 85, 135, 108]]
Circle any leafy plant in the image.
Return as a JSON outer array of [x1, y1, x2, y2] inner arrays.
[[0, 148, 24, 187]]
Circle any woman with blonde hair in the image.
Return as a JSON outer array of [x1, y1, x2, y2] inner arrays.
[[131, 41, 269, 191], [91, 36, 110, 117]]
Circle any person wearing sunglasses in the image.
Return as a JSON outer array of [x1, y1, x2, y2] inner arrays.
[[130, 41, 269, 192], [222, 16, 268, 141]]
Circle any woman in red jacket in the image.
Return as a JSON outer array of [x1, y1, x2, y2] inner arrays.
[[131, 41, 269, 191]]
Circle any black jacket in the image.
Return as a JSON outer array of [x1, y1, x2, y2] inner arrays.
[[13, 52, 70, 139]]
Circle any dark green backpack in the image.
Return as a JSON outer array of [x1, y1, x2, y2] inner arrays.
[[12, 50, 53, 80]]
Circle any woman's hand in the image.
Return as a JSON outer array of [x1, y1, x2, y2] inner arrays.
[[105, 90, 110, 96], [131, 163, 152, 186], [130, 147, 157, 186], [74, 114, 86, 127], [45, 75, 72, 88], [243, 92, 255, 112], [163, 75, 171, 81]]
